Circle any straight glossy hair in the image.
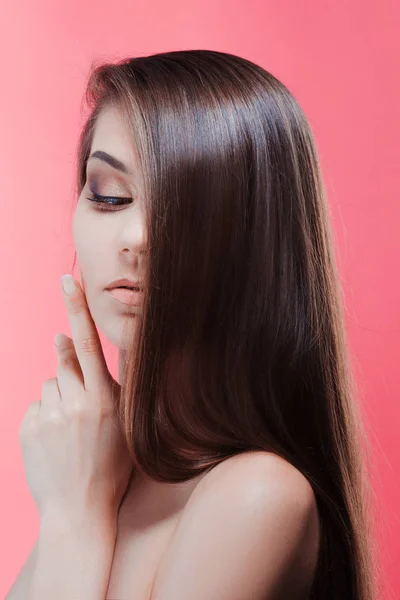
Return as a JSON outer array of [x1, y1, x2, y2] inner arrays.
[[73, 49, 379, 599]]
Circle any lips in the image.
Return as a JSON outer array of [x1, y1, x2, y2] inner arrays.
[[106, 287, 143, 306], [106, 278, 143, 290]]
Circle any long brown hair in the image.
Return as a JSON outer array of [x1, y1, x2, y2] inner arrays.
[[73, 49, 379, 599]]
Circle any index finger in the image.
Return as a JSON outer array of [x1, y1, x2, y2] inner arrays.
[[61, 274, 109, 392]]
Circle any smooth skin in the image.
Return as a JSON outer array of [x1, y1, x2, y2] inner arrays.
[[7, 105, 320, 599], [150, 451, 320, 600], [11, 269, 320, 600], [19, 274, 133, 600]]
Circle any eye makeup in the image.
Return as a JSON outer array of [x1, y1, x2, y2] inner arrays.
[[85, 178, 133, 212], [86, 190, 133, 212]]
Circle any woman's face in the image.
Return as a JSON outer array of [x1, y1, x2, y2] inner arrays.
[[72, 105, 147, 350]]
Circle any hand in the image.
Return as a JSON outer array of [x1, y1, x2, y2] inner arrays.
[[19, 274, 133, 523]]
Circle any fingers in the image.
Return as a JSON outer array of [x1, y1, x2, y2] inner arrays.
[[54, 333, 83, 400], [22, 400, 41, 419], [61, 275, 110, 392], [19, 400, 41, 442], [40, 378, 61, 414]]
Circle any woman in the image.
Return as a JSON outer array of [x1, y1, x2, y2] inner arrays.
[[7, 49, 377, 599]]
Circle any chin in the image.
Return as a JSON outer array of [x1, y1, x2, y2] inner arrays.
[[102, 314, 140, 350]]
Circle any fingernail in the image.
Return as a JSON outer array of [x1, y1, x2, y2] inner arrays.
[[62, 274, 76, 295]]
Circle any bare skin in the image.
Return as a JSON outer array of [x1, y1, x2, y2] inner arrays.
[[106, 463, 209, 598], [7, 447, 320, 600], [7, 106, 320, 599], [106, 448, 320, 600], [102, 349, 210, 598]]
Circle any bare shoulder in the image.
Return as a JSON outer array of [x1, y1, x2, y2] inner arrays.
[[198, 449, 318, 502], [150, 451, 320, 600]]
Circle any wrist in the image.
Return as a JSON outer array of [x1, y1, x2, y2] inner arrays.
[[39, 506, 117, 541], [31, 507, 117, 600]]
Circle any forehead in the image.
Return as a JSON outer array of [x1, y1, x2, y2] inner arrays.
[[90, 105, 139, 179]]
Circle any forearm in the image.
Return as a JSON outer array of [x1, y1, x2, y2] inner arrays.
[[28, 510, 117, 600]]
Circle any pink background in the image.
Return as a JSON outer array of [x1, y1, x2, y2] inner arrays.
[[1, 1, 399, 597]]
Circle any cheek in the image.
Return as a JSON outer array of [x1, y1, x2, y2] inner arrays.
[[72, 204, 96, 272], [72, 203, 114, 275], [73, 201, 97, 251], [72, 201, 86, 249]]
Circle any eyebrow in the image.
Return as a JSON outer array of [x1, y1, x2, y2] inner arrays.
[[88, 150, 131, 175]]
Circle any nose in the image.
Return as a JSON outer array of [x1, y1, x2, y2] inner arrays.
[[118, 207, 148, 255]]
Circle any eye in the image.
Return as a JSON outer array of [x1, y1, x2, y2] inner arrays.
[[86, 191, 133, 212]]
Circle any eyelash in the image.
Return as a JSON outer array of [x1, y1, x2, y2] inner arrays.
[[86, 192, 133, 212]]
